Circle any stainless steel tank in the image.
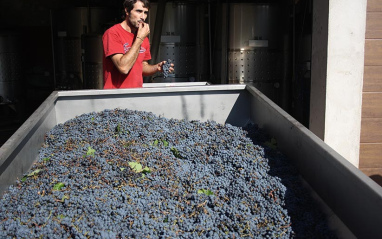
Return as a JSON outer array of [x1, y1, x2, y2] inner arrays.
[[52, 7, 118, 89], [53, 7, 117, 40], [0, 32, 22, 103], [228, 48, 283, 102], [54, 36, 83, 90], [227, 3, 287, 105], [151, 2, 208, 83], [82, 34, 103, 89]]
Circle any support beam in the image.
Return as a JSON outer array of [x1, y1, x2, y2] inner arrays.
[[310, 0, 367, 166]]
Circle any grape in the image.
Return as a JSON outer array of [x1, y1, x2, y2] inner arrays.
[[0, 109, 336, 238], [162, 59, 173, 78]]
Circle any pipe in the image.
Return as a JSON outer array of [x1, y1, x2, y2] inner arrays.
[[224, 1, 230, 84], [281, 2, 293, 112], [150, 0, 167, 65], [49, 10, 57, 89], [208, 0, 213, 78]]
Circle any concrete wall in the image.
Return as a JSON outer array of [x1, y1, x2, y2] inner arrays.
[[311, 0, 367, 167]]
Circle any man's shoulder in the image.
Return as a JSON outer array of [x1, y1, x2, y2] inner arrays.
[[104, 24, 134, 39], [104, 24, 122, 34]]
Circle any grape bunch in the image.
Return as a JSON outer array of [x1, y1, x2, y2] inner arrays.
[[162, 59, 173, 78], [0, 109, 337, 238]]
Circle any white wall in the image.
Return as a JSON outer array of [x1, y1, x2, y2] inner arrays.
[[311, 0, 367, 167]]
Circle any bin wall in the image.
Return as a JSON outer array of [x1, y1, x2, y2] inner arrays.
[[247, 86, 382, 238], [54, 86, 250, 126], [0, 93, 58, 193]]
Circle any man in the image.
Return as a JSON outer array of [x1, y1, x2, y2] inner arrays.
[[102, 0, 173, 88]]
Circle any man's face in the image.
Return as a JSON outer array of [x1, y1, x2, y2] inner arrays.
[[126, 1, 149, 29]]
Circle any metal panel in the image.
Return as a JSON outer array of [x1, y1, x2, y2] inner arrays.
[[227, 3, 286, 103], [54, 85, 249, 125], [82, 34, 103, 89], [52, 7, 118, 90], [247, 86, 382, 238], [83, 63, 103, 89], [53, 7, 118, 37], [228, 49, 282, 82], [0, 33, 22, 102], [55, 37, 82, 89], [152, 2, 208, 82], [159, 43, 196, 77], [229, 4, 283, 50], [142, 82, 209, 88], [55, 37, 82, 73], [161, 2, 197, 44], [0, 93, 57, 193]]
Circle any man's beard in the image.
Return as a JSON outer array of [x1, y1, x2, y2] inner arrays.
[[128, 17, 141, 31]]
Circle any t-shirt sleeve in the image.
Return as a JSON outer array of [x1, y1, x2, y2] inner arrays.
[[103, 29, 124, 58]]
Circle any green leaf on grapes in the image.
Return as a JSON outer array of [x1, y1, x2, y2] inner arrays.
[[171, 147, 183, 159], [53, 182, 65, 191], [128, 162, 143, 173], [153, 139, 159, 146], [162, 140, 169, 147], [197, 189, 214, 196], [61, 195, 69, 202], [129, 162, 151, 179], [115, 123, 122, 134], [86, 146, 95, 157], [123, 141, 133, 148], [42, 157, 50, 162], [152, 139, 168, 147], [27, 169, 42, 177], [142, 167, 151, 174]]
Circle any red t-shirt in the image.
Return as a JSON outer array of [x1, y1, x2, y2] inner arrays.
[[102, 24, 151, 89]]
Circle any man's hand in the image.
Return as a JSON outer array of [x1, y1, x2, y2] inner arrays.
[[137, 21, 150, 40], [142, 60, 174, 77], [157, 61, 174, 73]]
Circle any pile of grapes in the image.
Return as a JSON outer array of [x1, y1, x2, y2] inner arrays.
[[0, 108, 336, 238], [162, 59, 173, 78]]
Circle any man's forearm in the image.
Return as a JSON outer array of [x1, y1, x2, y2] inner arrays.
[[142, 62, 159, 76], [111, 39, 143, 74]]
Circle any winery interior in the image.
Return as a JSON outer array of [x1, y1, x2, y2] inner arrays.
[[0, 0, 312, 147], [2, 1, 382, 238]]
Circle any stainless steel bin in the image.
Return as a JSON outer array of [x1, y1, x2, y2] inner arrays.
[[0, 84, 381, 238]]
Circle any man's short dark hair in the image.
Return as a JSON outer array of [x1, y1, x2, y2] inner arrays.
[[123, 0, 150, 13]]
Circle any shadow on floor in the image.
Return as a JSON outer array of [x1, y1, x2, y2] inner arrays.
[[370, 175, 382, 187]]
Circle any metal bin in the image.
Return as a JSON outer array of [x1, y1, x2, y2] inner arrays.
[[0, 84, 381, 238]]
